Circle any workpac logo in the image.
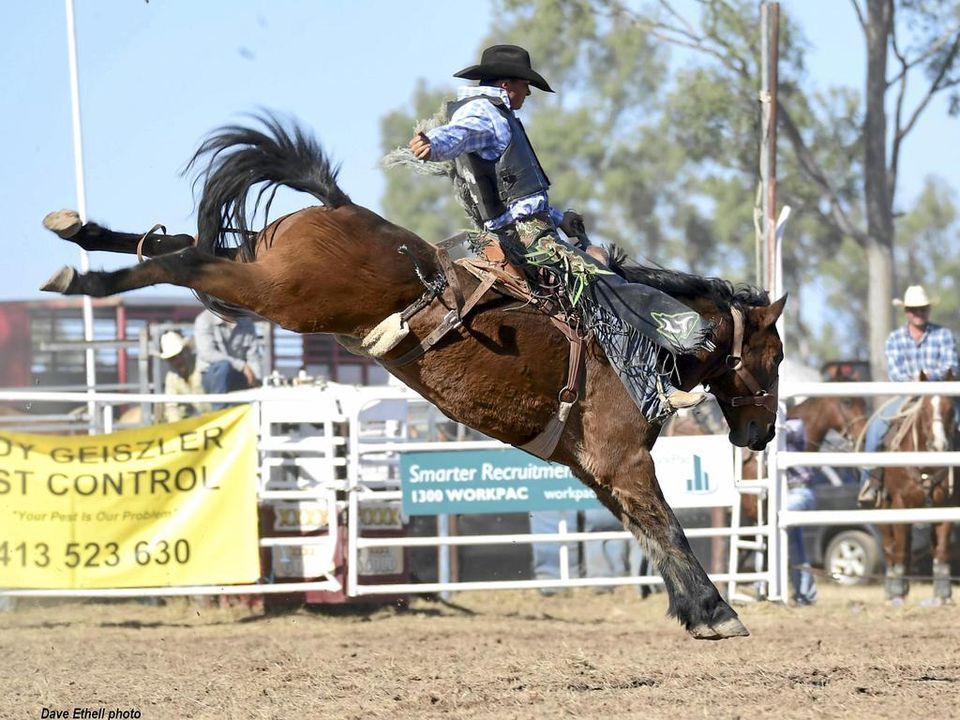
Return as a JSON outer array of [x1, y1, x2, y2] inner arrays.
[[685, 455, 714, 494]]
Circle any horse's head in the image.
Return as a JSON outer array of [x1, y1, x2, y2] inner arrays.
[[917, 370, 957, 452], [705, 296, 786, 451], [831, 396, 869, 445]]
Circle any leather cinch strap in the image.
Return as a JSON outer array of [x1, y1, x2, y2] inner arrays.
[[518, 320, 587, 460], [381, 236, 494, 369]]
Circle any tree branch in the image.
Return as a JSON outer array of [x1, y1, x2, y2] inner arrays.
[[895, 32, 960, 144], [610, 0, 751, 79], [886, 24, 960, 88], [849, 0, 866, 32], [778, 102, 867, 245]]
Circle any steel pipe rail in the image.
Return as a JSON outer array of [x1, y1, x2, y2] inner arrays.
[[779, 451, 960, 467]]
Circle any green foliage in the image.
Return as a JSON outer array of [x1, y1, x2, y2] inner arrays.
[[379, 80, 467, 241], [377, 0, 960, 369]]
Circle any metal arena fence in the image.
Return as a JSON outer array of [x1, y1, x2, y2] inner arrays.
[[0, 380, 958, 603]]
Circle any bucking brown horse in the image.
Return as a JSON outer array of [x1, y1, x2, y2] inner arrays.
[[39, 115, 785, 639]]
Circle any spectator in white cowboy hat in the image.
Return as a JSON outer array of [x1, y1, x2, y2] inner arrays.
[[858, 284, 959, 504], [157, 330, 210, 423]]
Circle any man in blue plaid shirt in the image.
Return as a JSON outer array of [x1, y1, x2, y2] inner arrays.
[[859, 284, 959, 504], [407, 44, 708, 416]]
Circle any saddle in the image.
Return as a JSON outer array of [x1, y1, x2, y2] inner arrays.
[[376, 234, 589, 460]]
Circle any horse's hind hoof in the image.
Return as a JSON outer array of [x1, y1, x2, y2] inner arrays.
[[43, 209, 82, 239], [41, 266, 77, 294]]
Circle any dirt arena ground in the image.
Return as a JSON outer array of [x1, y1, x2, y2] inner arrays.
[[2, 583, 959, 720]]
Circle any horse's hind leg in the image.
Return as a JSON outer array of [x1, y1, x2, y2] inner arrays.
[[881, 518, 911, 603], [43, 209, 198, 257], [581, 454, 748, 640], [40, 247, 262, 310]]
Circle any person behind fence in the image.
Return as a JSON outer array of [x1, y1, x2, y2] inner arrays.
[[528, 510, 580, 596], [156, 330, 211, 423], [783, 417, 817, 606], [582, 507, 656, 598], [194, 308, 264, 410], [404, 44, 713, 421], [859, 285, 959, 505]]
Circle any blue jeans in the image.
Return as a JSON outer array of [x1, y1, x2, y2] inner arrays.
[[201, 360, 249, 410], [787, 485, 817, 604], [860, 397, 905, 486], [582, 508, 648, 593], [529, 511, 580, 581]]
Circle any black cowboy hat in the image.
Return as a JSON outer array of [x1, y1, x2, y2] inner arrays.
[[454, 44, 554, 93]]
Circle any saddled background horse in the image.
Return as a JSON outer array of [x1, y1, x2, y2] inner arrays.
[[39, 115, 785, 639], [873, 378, 959, 605]]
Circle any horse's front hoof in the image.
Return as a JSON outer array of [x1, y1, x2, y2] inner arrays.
[[688, 615, 750, 640], [887, 596, 906, 608], [41, 266, 77, 294], [43, 209, 82, 239]]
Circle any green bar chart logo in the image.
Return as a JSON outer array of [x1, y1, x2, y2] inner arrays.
[[685, 455, 712, 493]]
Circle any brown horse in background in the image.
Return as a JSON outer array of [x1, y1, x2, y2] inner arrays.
[[39, 115, 785, 639], [875, 382, 958, 605]]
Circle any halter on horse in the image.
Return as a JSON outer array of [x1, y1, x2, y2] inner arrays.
[[39, 114, 785, 639]]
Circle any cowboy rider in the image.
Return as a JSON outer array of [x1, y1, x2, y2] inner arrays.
[[408, 44, 706, 415], [859, 284, 959, 504]]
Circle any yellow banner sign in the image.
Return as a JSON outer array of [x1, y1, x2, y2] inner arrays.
[[0, 406, 260, 588]]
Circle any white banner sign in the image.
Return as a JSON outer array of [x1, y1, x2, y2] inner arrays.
[[652, 435, 738, 509]]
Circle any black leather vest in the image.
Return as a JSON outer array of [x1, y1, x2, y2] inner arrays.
[[446, 96, 551, 222]]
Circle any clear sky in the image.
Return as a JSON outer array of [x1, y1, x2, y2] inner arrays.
[[1, 1, 956, 303]]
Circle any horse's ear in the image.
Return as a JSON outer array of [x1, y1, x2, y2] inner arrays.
[[946, 369, 955, 382], [918, 369, 928, 382], [754, 294, 788, 330]]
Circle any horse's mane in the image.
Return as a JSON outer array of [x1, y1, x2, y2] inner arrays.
[[607, 247, 770, 310]]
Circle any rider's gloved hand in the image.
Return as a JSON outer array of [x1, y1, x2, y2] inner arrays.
[[558, 210, 584, 238]]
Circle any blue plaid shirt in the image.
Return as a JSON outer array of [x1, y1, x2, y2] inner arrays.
[[426, 86, 564, 230], [885, 323, 959, 381]]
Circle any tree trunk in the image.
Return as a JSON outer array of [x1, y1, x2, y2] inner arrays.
[[866, 238, 894, 380], [863, 0, 895, 379]]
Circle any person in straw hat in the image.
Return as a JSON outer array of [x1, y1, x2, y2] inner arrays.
[[858, 284, 958, 504], [406, 44, 713, 420], [156, 330, 210, 423]]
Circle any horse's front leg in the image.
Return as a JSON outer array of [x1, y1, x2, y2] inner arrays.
[[931, 521, 953, 603], [880, 510, 911, 603], [40, 247, 263, 310], [43, 209, 199, 257], [578, 451, 748, 640]]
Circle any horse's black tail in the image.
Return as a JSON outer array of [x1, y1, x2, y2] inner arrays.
[[185, 111, 351, 262]]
